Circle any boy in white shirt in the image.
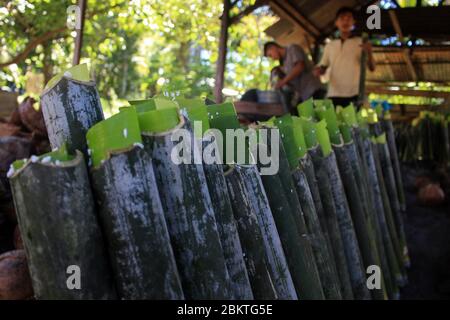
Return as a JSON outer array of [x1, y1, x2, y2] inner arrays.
[[313, 7, 376, 108]]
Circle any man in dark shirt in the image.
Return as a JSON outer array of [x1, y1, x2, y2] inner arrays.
[[264, 41, 326, 105]]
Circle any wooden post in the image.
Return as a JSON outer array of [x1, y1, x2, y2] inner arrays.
[[73, 0, 87, 66], [214, 0, 231, 104]]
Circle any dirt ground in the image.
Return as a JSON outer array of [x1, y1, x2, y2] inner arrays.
[[400, 165, 450, 300]]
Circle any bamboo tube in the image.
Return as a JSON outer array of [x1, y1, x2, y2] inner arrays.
[[9, 149, 116, 299], [315, 120, 370, 300], [333, 110, 386, 299], [383, 117, 406, 211], [40, 64, 104, 156], [225, 165, 278, 300], [371, 138, 407, 288], [377, 131, 410, 268], [369, 116, 409, 270], [272, 114, 341, 299], [141, 110, 233, 299], [180, 99, 253, 299], [292, 165, 342, 299], [238, 164, 297, 300], [336, 141, 387, 300], [360, 137, 401, 299], [341, 106, 396, 298], [208, 102, 296, 299], [299, 154, 332, 249], [355, 111, 402, 297], [202, 137, 253, 299], [87, 108, 184, 299], [306, 143, 354, 298]]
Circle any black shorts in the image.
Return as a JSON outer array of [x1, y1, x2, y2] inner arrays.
[[329, 96, 359, 108]]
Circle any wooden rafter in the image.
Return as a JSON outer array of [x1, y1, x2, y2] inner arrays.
[[229, 0, 268, 25], [366, 86, 450, 99], [388, 10, 419, 81], [73, 0, 87, 66], [269, 0, 322, 40], [367, 80, 450, 86], [214, 0, 270, 102]]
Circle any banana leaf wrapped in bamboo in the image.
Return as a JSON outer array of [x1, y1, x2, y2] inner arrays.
[[315, 120, 370, 300], [319, 106, 385, 300], [272, 113, 340, 299], [383, 115, 406, 211], [177, 98, 253, 300], [297, 107, 354, 300], [369, 115, 409, 271], [256, 126, 324, 300], [86, 108, 184, 300], [341, 107, 396, 299], [208, 102, 296, 300], [9, 146, 116, 299], [224, 164, 277, 299], [135, 102, 233, 300], [357, 128, 402, 299], [40, 64, 104, 156]]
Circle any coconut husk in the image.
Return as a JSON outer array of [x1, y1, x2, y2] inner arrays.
[[8, 109, 22, 127], [13, 226, 23, 250], [0, 123, 21, 137], [0, 137, 32, 197], [0, 213, 14, 254], [418, 183, 445, 206], [30, 133, 51, 156], [17, 97, 47, 137], [0, 250, 33, 300]]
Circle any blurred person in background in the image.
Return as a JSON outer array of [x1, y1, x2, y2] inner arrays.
[[264, 41, 326, 112]]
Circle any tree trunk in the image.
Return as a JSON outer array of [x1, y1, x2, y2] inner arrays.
[[42, 41, 54, 86], [214, 0, 231, 103]]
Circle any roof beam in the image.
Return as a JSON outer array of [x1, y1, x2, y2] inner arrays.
[[388, 10, 419, 81], [269, 0, 322, 40], [366, 86, 450, 99], [229, 0, 268, 25]]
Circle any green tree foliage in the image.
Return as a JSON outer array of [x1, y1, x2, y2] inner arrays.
[[0, 0, 277, 111]]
